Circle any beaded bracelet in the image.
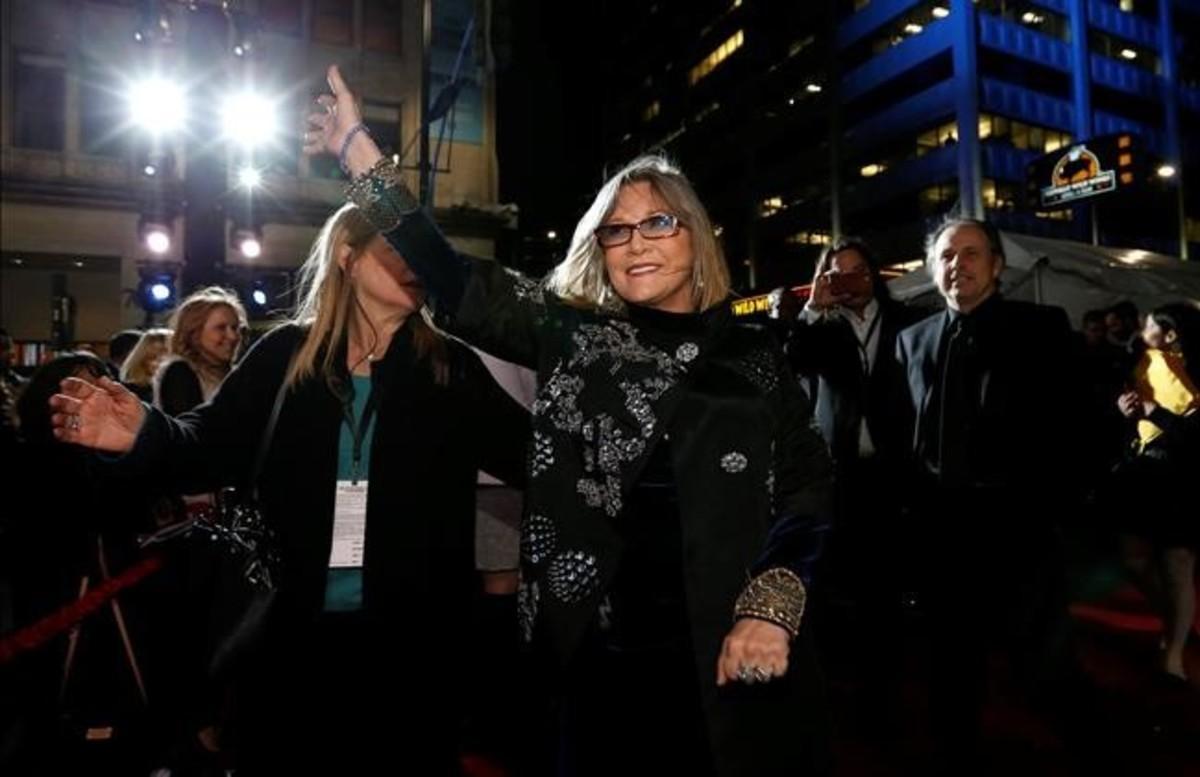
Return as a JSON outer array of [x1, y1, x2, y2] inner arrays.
[[733, 567, 807, 638], [338, 123, 371, 174]]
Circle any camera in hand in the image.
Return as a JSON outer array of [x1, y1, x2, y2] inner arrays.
[[827, 271, 871, 297]]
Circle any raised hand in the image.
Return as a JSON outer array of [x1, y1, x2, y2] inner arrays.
[[49, 376, 145, 453], [303, 64, 363, 159]]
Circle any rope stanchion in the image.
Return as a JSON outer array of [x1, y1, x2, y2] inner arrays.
[[0, 554, 164, 664]]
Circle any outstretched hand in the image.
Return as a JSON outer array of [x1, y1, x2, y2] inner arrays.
[[49, 376, 145, 453]]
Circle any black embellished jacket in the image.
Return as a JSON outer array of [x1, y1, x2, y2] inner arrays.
[[356, 169, 835, 772], [370, 191, 833, 665]]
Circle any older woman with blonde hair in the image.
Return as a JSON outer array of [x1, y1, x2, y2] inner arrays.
[[302, 65, 833, 776], [155, 286, 246, 415], [50, 198, 529, 773]]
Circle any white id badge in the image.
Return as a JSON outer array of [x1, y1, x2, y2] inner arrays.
[[329, 480, 368, 568]]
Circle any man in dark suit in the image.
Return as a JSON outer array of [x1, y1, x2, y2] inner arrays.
[[895, 217, 1101, 771], [786, 237, 924, 736]]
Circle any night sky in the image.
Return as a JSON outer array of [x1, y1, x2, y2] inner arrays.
[[494, 0, 608, 250]]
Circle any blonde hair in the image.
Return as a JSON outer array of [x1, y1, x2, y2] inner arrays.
[[119, 328, 171, 386], [287, 202, 446, 388], [168, 287, 247, 367], [547, 154, 731, 312]]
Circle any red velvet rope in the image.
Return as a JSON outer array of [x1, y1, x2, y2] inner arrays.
[[0, 555, 164, 664]]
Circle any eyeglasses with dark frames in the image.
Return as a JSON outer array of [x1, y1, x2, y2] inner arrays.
[[593, 213, 684, 248]]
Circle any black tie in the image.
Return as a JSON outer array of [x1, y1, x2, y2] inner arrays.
[[938, 318, 975, 486]]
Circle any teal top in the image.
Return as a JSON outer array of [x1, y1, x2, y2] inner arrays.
[[323, 375, 375, 612]]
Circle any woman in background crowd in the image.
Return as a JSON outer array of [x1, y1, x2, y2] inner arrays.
[[1115, 303, 1200, 682], [156, 287, 245, 415], [119, 328, 171, 403]]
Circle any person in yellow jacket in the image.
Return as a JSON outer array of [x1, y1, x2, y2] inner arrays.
[[1116, 303, 1200, 681]]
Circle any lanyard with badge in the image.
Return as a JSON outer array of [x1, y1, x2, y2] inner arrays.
[[853, 310, 883, 373], [329, 381, 379, 570]]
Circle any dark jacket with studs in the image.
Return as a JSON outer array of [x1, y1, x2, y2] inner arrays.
[[380, 204, 834, 776]]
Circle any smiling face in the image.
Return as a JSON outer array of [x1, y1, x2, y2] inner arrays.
[[930, 223, 1004, 313], [195, 305, 242, 367], [600, 181, 696, 313], [1141, 314, 1180, 351]]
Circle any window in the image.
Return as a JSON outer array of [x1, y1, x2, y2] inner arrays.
[[919, 181, 959, 214], [689, 30, 744, 85], [364, 0, 403, 53], [978, 114, 993, 140], [1010, 120, 1030, 150], [981, 113, 1072, 154], [1114, 0, 1155, 16], [916, 118, 957, 156], [785, 230, 831, 245], [1044, 129, 1071, 153], [79, 63, 125, 157], [975, 0, 1069, 41], [13, 54, 65, 151], [913, 115, 1072, 162], [1091, 31, 1161, 74], [760, 196, 785, 218], [1028, 126, 1045, 153], [981, 178, 1018, 211], [312, 0, 353, 47]]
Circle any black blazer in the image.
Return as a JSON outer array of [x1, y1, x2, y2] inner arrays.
[[787, 300, 924, 470], [118, 321, 529, 656], [894, 294, 1082, 495]]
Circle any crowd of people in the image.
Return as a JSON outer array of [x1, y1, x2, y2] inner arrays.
[[1, 64, 1197, 776]]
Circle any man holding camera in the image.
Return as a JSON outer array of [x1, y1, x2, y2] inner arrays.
[[785, 236, 924, 738]]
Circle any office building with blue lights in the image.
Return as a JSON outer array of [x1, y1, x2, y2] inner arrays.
[[599, 1, 1198, 292], [836, 0, 1197, 261]]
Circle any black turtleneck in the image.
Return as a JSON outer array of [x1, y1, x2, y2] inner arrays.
[[597, 301, 728, 652]]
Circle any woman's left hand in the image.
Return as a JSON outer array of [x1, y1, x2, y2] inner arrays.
[[716, 618, 790, 686], [303, 64, 362, 159]]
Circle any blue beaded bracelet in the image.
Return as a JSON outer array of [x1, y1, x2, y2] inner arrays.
[[338, 123, 370, 174]]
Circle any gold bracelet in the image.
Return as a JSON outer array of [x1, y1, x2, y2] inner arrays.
[[733, 567, 807, 638], [344, 157, 420, 232]]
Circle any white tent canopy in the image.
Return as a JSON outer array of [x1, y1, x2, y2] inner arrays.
[[888, 232, 1200, 326]]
